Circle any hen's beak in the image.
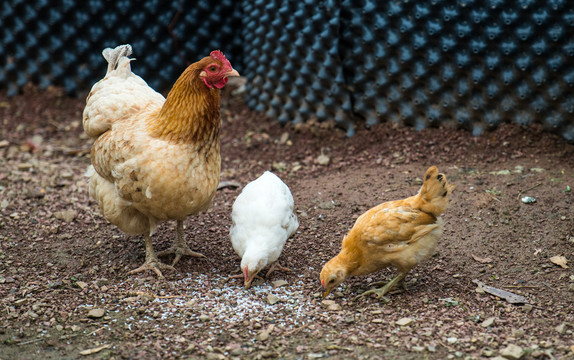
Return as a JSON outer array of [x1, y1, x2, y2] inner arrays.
[[226, 69, 240, 77], [322, 288, 331, 298]]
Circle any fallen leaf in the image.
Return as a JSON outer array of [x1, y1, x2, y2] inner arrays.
[[472, 279, 529, 304], [80, 344, 112, 355], [471, 254, 493, 263], [550, 255, 569, 269]]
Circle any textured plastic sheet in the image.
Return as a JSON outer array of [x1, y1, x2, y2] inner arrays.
[[1, 0, 573, 140]]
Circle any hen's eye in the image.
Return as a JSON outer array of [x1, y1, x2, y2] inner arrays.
[[328, 279, 335, 284], [209, 66, 217, 72]]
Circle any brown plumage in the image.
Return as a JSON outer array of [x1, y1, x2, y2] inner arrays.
[[320, 166, 455, 299], [83, 45, 239, 278]]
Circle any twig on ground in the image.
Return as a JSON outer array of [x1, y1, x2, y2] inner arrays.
[[516, 182, 542, 200], [17, 326, 106, 345], [283, 323, 309, 336], [126, 291, 195, 299], [59, 326, 106, 341]]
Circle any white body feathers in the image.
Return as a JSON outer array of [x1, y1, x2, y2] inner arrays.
[[230, 171, 299, 277]]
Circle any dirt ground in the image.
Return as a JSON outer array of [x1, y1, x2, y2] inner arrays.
[[0, 84, 573, 360]]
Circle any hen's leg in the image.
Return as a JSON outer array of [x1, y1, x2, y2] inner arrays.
[[128, 234, 175, 278], [265, 261, 291, 278], [157, 220, 205, 266], [357, 272, 407, 300]]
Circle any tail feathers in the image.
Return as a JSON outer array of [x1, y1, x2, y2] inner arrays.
[[102, 44, 132, 75], [418, 166, 455, 217]]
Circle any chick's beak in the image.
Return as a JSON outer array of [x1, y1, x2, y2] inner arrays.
[[243, 266, 253, 289], [244, 279, 253, 289], [226, 68, 240, 77], [320, 280, 331, 298]]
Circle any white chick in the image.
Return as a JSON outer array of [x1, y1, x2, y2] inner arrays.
[[230, 171, 299, 288]]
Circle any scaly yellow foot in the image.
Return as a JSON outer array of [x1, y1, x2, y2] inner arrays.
[[157, 220, 205, 266], [357, 273, 406, 301], [265, 261, 291, 278], [129, 234, 175, 278]]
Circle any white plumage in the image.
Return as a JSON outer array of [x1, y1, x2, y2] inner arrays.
[[230, 171, 299, 288]]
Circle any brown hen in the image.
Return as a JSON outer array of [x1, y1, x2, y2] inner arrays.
[[83, 45, 239, 277]]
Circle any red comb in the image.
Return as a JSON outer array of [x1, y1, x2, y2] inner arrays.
[[210, 50, 231, 68]]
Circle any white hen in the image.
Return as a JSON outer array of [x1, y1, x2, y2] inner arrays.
[[230, 171, 299, 288]]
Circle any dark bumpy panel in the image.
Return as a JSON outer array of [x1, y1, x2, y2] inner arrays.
[[241, 0, 574, 140], [0, 0, 243, 95], [1, 0, 573, 141], [240, 0, 355, 135], [333, 0, 574, 140]]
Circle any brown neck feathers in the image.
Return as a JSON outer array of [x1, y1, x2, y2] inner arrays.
[[147, 66, 221, 146]]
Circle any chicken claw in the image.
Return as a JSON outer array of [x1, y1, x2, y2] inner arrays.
[[357, 273, 406, 301], [265, 261, 291, 278], [128, 261, 175, 279], [157, 220, 205, 266], [129, 234, 175, 278]]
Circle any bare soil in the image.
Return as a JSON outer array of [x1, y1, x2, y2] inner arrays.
[[0, 85, 573, 359]]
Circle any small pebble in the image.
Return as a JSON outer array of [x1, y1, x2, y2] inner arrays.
[[499, 344, 524, 360], [316, 154, 330, 166], [87, 308, 105, 318], [481, 317, 495, 328], [267, 294, 281, 305], [521, 196, 536, 204], [395, 317, 414, 326], [272, 280, 288, 288]]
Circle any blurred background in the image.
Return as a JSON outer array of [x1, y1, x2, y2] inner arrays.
[[1, 0, 573, 140]]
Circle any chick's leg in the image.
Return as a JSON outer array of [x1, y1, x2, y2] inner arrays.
[[157, 220, 205, 266], [358, 272, 407, 300], [265, 261, 291, 278], [128, 234, 175, 278], [369, 277, 408, 291]]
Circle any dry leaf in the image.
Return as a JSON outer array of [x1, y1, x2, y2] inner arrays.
[[80, 344, 112, 355], [471, 254, 493, 263], [472, 280, 529, 304], [550, 255, 569, 269]]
